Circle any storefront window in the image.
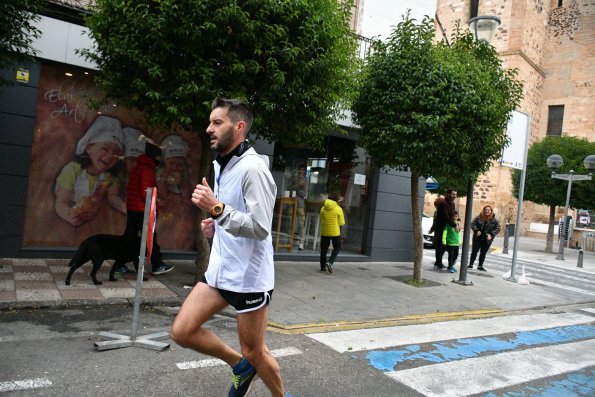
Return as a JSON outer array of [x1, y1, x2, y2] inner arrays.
[[271, 134, 371, 256]]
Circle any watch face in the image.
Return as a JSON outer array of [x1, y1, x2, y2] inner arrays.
[[213, 204, 223, 216]]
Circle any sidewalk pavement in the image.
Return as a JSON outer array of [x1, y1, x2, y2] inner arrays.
[[1, 236, 594, 331]]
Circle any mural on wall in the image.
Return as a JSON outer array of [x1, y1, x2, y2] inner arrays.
[[22, 62, 201, 251]]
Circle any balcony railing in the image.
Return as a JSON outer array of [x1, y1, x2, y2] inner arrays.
[[355, 33, 377, 60]]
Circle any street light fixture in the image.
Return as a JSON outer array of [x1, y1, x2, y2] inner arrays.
[[546, 154, 595, 260], [468, 16, 501, 43], [454, 13, 502, 286]]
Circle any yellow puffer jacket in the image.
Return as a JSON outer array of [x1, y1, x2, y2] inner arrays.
[[319, 199, 345, 237]]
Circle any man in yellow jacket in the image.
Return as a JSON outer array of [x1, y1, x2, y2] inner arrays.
[[319, 191, 345, 273]]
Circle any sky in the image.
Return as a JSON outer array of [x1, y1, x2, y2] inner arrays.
[[359, 0, 436, 40]]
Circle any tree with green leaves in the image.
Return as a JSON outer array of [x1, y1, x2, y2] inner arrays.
[[81, 0, 358, 278], [512, 136, 595, 252], [352, 15, 523, 282], [0, 0, 44, 86]]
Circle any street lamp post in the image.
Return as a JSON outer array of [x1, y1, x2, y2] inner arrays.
[[454, 14, 501, 286], [546, 154, 595, 260]]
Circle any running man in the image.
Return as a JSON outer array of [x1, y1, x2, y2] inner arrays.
[[170, 98, 291, 397]]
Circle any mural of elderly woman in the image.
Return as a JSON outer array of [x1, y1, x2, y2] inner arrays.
[[155, 134, 196, 250], [156, 134, 193, 209], [54, 115, 126, 226]]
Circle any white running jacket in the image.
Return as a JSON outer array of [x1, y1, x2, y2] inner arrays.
[[204, 147, 277, 293]]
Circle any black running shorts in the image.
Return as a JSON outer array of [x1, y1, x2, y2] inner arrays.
[[199, 275, 273, 313]]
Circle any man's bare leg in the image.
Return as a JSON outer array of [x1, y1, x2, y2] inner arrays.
[[237, 305, 285, 397], [170, 283, 242, 366]]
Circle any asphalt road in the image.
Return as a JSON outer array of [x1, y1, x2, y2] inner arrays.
[[1, 302, 594, 396]]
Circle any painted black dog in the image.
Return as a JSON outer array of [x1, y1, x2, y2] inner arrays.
[[65, 234, 141, 285]]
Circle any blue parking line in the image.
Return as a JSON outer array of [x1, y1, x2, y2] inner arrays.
[[366, 324, 595, 372], [484, 369, 595, 397]]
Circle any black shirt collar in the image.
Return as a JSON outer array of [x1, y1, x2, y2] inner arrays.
[[215, 140, 251, 172]]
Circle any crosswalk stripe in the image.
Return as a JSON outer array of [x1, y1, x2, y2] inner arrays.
[[0, 378, 52, 392], [486, 369, 595, 397], [529, 278, 595, 296], [581, 308, 595, 315], [176, 347, 302, 370], [367, 324, 595, 371], [476, 255, 595, 277], [387, 339, 595, 397], [307, 312, 594, 353]]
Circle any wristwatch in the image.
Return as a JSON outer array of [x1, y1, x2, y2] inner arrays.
[[211, 202, 225, 219]]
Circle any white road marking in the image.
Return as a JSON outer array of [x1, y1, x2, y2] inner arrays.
[[176, 346, 302, 370], [529, 278, 595, 297], [580, 307, 595, 315], [0, 378, 52, 392], [388, 339, 595, 397], [307, 312, 594, 352]]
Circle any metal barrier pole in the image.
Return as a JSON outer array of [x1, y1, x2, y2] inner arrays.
[[94, 187, 170, 352], [502, 224, 510, 255], [578, 232, 595, 268], [577, 249, 583, 268]]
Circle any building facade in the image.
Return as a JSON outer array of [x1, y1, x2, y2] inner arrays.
[[0, 0, 421, 261], [430, 0, 595, 234]]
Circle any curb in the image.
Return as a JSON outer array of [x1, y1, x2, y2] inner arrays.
[[0, 296, 183, 312], [267, 308, 506, 334]]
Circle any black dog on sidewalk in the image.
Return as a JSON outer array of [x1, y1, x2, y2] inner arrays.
[[65, 234, 141, 285]]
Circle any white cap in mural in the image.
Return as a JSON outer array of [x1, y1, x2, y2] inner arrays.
[[161, 134, 189, 160], [76, 115, 124, 155], [123, 127, 146, 158]]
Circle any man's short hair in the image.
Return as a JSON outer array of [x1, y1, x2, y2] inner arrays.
[[447, 188, 456, 195], [211, 97, 253, 134]]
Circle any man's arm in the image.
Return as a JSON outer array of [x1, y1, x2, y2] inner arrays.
[[216, 165, 275, 240]]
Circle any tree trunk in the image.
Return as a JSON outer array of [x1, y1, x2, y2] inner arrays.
[[545, 205, 556, 253], [193, 133, 214, 284], [411, 171, 423, 283]]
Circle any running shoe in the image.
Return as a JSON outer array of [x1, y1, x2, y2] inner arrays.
[[115, 266, 136, 274], [151, 264, 174, 275], [229, 360, 258, 397]]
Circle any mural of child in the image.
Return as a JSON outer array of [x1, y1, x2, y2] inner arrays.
[[157, 134, 193, 209], [54, 115, 126, 226]]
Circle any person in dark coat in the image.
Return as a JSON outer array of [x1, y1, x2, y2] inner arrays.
[[468, 205, 501, 271], [115, 142, 174, 275], [433, 189, 457, 270]]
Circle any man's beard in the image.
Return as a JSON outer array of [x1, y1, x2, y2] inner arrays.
[[213, 126, 234, 152]]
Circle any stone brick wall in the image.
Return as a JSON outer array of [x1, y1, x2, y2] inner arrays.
[[539, 0, 595, 140], [432, 0, 594, 236]]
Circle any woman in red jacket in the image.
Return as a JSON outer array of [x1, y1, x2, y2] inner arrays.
[[116, 142, 173, 275]]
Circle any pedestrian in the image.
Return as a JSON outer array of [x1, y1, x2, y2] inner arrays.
[[115, 140, 174, 275], [433, 188, 458, 270], [442, 211, 461, 273], [291, 164, 308, 250], [170, 98, 291, 397], [468, 205, 501, 271], [428, 196, 444, 238], [319, 191, 345, 274]]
